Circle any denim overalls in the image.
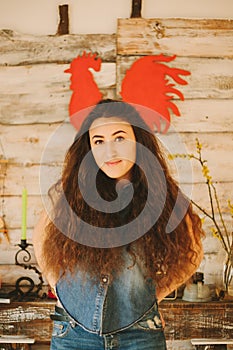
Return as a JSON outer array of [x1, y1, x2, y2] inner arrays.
[[50, 250, 167, 350]]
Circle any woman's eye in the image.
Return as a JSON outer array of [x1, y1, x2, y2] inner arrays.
[[94, 140, 104, 145], [115, 136, 124, 142]]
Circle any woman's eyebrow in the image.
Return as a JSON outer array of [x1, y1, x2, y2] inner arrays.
[[92, 134, 104, 139], [92, 130, 127, 140], [112, 130, 127, 136]]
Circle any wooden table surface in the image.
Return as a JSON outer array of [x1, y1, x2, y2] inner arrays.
[[0, 298, 232, 342]]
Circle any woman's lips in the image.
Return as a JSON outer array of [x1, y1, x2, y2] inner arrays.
[[105, 160, 122, 166]]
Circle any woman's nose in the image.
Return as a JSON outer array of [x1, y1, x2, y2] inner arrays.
[[105, 140, 117, 159]]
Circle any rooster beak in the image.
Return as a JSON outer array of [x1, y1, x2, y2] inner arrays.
[[64, 68, 71, 73]]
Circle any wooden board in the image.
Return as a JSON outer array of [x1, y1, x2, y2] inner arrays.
[[117, 18, 233, 57], [0, 300, 55, 342], [1, 123, 233, 177], [0, 300, 232, 343], [160, 301, 233, 340], [0, 30, 116, 65], [0, 63, 116, 124], [116, 56, 233, 99], [0, 58, 232, 124]]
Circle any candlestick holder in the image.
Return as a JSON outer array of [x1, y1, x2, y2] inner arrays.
[[13, 239, 45, 300]]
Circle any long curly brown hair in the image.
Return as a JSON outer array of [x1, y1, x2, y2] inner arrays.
[[42, 99, 204, 289]]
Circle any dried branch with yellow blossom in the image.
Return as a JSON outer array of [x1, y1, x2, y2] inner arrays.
[[169, 138, 233, 292]]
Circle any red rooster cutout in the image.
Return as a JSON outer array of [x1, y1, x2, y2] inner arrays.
[[65, 52, 190, 133], [121, 54, 190, 133], [65, 51, 103, 130]]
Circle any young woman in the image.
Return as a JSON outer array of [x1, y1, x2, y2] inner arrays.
[[33, 99, 204, 350]]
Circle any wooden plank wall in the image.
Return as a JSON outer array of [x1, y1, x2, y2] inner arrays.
[[0, 18, 233, 289], [0, 30, 117, 283], [117, 18, 233, 288]]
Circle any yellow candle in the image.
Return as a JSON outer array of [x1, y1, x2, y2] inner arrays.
[[21, 188, 27, 240]]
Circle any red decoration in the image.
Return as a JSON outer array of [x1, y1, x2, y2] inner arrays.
[[120, 54, 190, 133], [65, 51, 103, 130], [47, 288, 57, 299], [65, 52, 190, 133]]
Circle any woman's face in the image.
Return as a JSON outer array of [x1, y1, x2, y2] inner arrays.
[[89, 117, 136, 181]]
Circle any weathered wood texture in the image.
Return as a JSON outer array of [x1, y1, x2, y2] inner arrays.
[[0, 300, 232, 347], [56, 4, 69, 35], [116, 56, 233, 99], [1, 124, 233, 182], [117, 18, 233, 57], [0, 300, 55, 342], [116, 18, 233, 289], [1, 59, 232, 124], [130, 0, 142, 18], [160, 301, 233, 340], [0, 30, 116, 65], [0, 64, 116, 124], [0, 18, 233, 289]]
